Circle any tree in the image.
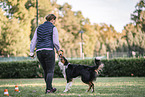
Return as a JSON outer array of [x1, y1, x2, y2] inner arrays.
[[0, 8, 24, 56], [131, 0, 145, 32], [82, 22, 96, 57], [94, 23, 122, 53], [129, 0, 145, 56], [58, 3, 84, 57], [0, 0, 36, 56], [123, 23, 145, 56]]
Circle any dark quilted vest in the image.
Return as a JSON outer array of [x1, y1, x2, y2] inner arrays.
[[36, 21, 55, 49]]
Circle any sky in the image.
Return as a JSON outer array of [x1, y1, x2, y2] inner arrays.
[[56, 0, 139, 32]]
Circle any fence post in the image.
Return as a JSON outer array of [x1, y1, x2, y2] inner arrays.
[[107, 52, 109, 60]]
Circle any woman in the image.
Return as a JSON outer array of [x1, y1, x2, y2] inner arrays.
[[30, 14, 60, 93]]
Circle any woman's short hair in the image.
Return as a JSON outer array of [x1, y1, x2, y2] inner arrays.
[[45, 14, 56, 21]]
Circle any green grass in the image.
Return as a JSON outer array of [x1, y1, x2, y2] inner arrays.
[[0, 77, 145, 97]]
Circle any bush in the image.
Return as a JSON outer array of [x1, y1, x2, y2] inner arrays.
[[101, 58, 145, 77], [0, 58, 145, 78], [0, 61, 41, 78]]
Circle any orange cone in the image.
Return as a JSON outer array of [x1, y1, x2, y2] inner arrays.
[[15, 85, 19, 92], [4, 89, 9, 96]]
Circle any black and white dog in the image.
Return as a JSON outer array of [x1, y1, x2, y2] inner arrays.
[[59, 53, 104, 92]]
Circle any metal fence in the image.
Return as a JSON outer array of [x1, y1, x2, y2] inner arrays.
[[1, 52, 144, 62], [0, 56, 37, 62]]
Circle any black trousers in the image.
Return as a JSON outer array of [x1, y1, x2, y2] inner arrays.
[[37, 50, 55, 90]]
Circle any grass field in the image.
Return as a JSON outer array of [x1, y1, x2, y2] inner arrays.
[[0, 77, 145, 97]]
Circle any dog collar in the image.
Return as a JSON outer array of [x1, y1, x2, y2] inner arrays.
[[66, 63, 70, 69]]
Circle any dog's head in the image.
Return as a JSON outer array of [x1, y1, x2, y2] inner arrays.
[[59, 50, 69, 66]]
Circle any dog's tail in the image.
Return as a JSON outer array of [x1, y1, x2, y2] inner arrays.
[[94, 57, 104, 75]]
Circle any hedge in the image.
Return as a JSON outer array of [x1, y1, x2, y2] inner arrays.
[[0, 58, 145, 78], [101, 58, 145, 77]]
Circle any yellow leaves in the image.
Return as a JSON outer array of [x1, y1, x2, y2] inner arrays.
[[8, 0, 17, 6]]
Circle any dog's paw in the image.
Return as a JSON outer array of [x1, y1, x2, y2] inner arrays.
[[68, 87, 71, 90], [91, 89, 94, 93], [63, 89, 69, 92]]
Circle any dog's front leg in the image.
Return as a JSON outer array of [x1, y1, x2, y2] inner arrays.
[[68, 82, 72, 90], [63, 82, 70, 92], [64, 80, 73, 92]]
